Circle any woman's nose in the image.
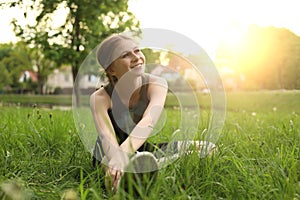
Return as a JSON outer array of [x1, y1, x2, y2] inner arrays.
[[131, 52, 139, 61]]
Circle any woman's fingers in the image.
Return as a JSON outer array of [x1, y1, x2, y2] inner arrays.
[[107, 169, 122, 193], [109, 167, 119, 177], [105, 168, 121, 193], [112, 171, 121, 190], [104, 161, 127, 193]]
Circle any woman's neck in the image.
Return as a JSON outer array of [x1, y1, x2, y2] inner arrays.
[[114, 75, 143, 106]]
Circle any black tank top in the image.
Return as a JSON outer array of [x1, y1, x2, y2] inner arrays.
[[104, 74, 150, 144]]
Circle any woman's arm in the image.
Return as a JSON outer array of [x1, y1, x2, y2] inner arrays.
[[90, 88, 125, 162], [120, 76, 168, 155]]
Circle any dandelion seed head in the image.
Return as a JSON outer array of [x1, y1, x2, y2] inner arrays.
[[61, 189, 79, 200]]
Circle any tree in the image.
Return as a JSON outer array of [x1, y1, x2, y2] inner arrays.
[[0, 40, 55, 94], [217, 25, 300, 90], [280, 31, 300, 89], [5, 0, 139, 105], [0, 43, 14, 92], [31, 47, 57, 94], [0, 42, 32, 92], [141, 48, 161, 73]]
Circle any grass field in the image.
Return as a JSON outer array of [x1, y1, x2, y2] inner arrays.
[[0, 91, 299, 199], [1, 90, 300, 112]]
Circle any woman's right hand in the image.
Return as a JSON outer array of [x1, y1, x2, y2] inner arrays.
[[104, 151, 130, 192], [105, 167, 122, 193], [108, 150, 130, 173]]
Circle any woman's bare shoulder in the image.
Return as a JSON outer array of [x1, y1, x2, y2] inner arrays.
[[147, 73, 168, 87], [146, 74, 168, 100], [90, 87, 111, 109]]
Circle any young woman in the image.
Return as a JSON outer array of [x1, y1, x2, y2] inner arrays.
[[90, 33, 217, 193], [90, 34, 168, 192]]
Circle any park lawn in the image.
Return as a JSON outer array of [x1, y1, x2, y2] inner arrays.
[[1, 90, 300, 112], [0, 91, 299, 199]]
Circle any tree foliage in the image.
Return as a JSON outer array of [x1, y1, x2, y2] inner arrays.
[[5, 0, 139, 101], [0, 44, 13, 90], [141, 48, 161, 73], [237, 25, 300, 89], [216, 25, 300, 90], [0, 42, 33, 92], [0, 41, 57, 94]]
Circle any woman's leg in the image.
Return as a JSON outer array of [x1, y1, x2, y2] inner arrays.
[[92, 136, 105, 167]]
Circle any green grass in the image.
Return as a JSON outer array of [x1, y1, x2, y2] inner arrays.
[[0, 95, 74, 107], [0, 91, 299, 199], [1, 90, 300, 112]]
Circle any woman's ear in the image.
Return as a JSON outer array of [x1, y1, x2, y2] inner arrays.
[[107, 66, 116, 76]]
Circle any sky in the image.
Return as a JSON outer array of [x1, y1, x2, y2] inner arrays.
[[128, 0, 300, 58], [1, 0, 300, 58]]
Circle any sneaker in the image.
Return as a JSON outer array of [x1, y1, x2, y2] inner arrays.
[[156, 140, 217, 168]]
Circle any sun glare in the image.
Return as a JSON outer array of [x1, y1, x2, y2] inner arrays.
[[219, 23, 246, 50]]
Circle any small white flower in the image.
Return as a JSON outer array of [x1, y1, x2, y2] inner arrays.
[[273, 107, 277, 111], [61, 189, 79, 200], [251, 112, 256, 116], [6, 151, 11, 157]]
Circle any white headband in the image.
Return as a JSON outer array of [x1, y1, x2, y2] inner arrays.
[[96, 34, 136, 70]]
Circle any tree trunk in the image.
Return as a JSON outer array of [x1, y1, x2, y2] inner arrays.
[[72, 64, 80, 107], [36, 63, 44, 95], [38, 81, 43, 95]]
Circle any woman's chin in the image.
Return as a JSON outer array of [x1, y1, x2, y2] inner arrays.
[[130, 66, 145, 76]]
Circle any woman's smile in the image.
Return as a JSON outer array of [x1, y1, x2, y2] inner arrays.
[[131, 63, 143, 69]]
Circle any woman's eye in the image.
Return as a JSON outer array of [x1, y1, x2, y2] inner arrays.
[[134, 49, 140, 53], [121, 53, 129, 58]]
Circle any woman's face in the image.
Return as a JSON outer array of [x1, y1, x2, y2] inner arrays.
[[108, 42, 145, 79]]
